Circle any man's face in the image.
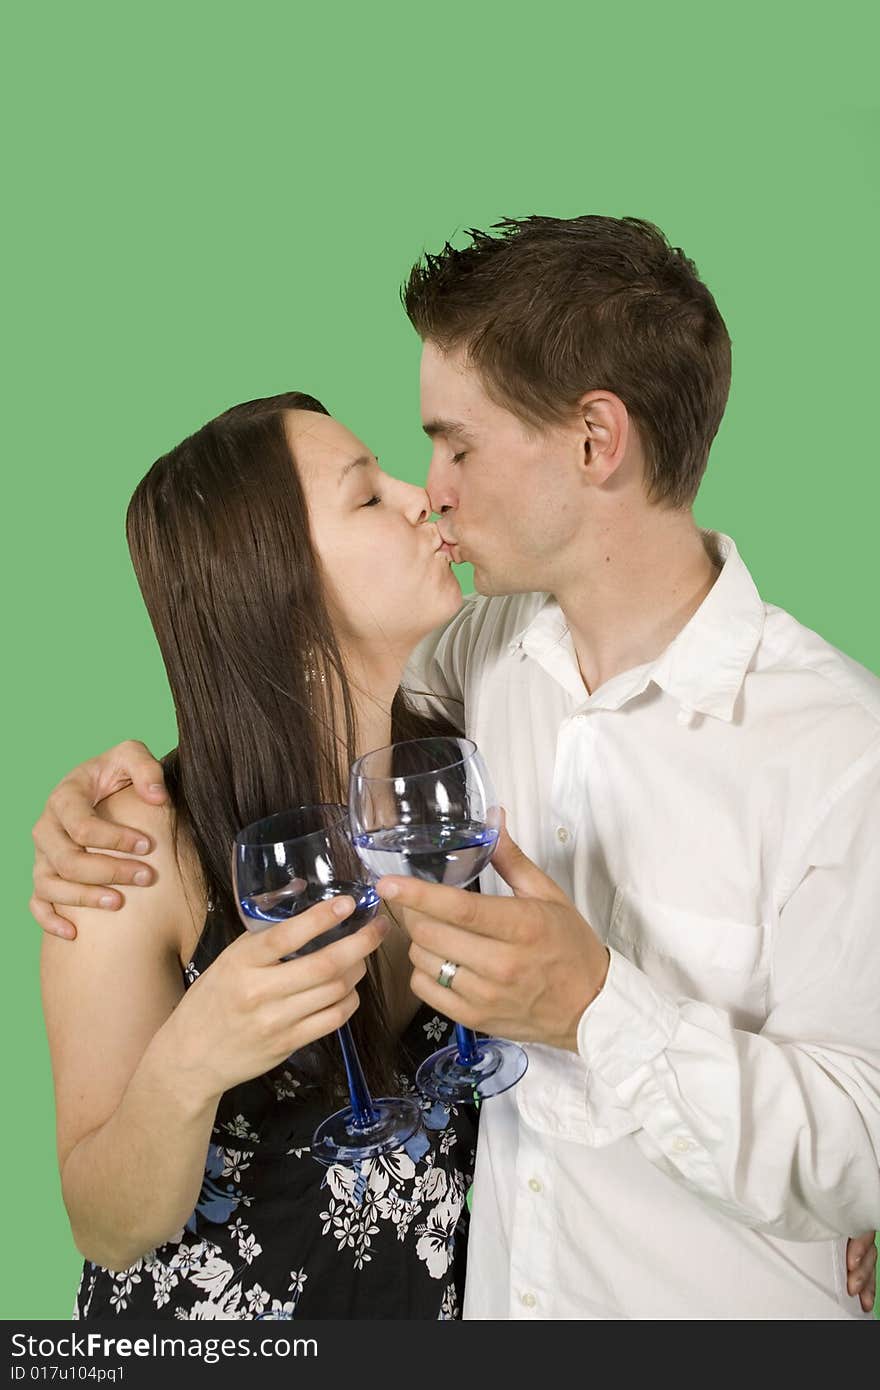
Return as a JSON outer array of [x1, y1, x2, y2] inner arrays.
[[420, 341, 586, 596]]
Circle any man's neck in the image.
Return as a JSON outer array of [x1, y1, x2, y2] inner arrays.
[[554, 509, 721, 696]]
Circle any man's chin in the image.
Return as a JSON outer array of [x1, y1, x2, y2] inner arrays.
[[470, 564, 519, 598], [455, 547, 530, 597]]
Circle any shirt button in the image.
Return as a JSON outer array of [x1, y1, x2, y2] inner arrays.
[[528, 1177, 543, 1193], [556, 826, 570, 844], [521, 1292, 537, 1308], [672, 1136, 694, 1153]]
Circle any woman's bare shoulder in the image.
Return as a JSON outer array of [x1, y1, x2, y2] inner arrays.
[[92, 786, 206, 963]]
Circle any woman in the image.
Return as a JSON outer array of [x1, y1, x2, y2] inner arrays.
[[40, 390, 475, 1320]]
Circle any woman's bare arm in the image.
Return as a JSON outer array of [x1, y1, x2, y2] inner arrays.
[[41, 789, 217, 1270], [41, 787, 388, 1273]]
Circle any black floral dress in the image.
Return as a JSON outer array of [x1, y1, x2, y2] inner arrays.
[[73, 911, 477, 1321]]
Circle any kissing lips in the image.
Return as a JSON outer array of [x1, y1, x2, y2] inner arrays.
[[436, 529, 461, 563]]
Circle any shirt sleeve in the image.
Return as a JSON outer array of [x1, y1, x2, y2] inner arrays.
[[401, 594, 481, 721], [576, 741, 880, 1240]]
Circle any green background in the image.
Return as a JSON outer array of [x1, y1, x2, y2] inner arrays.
[[3, 0, 878, 1320]]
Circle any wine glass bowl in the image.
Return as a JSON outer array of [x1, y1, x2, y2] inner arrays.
[[349, 737, 501, 887], [235, 805, 380, 958]]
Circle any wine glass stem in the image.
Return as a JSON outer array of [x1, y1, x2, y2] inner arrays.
[[336, 1023, 380, 1129], [454, 1025, 482, 1066]]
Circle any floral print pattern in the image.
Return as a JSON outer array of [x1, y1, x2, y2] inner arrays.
[[73, 943, 476, 1321]]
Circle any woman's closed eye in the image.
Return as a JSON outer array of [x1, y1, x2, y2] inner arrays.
[[452, 452, 467, 465], [360, 495, 381, 508]]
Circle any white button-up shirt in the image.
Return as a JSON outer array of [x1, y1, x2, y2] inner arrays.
[[407, 533, 880, 1319]]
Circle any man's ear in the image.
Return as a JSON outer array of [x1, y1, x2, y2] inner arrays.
[[578, 390, 630, 487]]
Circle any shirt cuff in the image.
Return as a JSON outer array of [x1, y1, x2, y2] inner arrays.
[[577, 948, 680, 1089]]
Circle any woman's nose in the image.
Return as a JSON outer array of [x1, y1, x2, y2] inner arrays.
[[401, 481, 431, 525]]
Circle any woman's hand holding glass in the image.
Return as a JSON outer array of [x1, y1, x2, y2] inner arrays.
[[232, 805, 424, 1164], [165, 895, 388, 1104]]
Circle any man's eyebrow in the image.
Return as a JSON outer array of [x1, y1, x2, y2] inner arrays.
[[422, 420, 476, 444], [338, 455, 378, 484]]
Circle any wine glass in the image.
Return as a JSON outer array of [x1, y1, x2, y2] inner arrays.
[[349, 738, 528, 1103], [233, 803, 423, 1164]]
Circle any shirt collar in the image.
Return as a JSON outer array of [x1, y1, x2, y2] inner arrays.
[[507, 533, 765, 722]]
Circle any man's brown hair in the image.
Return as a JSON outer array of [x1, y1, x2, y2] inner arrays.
[[402, 215, 732, 507]]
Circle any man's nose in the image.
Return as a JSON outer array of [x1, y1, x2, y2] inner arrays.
[[426, 456, 458, 516]]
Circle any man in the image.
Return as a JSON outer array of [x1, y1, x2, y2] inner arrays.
[[32, 216, 879, 1318]]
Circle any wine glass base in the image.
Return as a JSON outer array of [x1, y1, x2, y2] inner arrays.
[[416, 1038, 528, 1103], [310, 1096, 423, 1166]]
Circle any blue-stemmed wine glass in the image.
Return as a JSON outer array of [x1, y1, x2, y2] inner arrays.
[[348, 738, 528, 1103], [233, 804, 423, 1164]]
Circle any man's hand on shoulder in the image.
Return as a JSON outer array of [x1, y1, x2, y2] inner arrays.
[[31, 740, 168, 940]]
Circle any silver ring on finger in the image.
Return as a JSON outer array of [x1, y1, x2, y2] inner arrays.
[[437, 959, 459, 990]]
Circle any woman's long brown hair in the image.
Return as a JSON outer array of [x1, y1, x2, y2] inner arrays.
[[126, 391, 459, 1096]]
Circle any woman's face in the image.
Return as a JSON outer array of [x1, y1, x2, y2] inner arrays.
[[286, 409, 463, 658]]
